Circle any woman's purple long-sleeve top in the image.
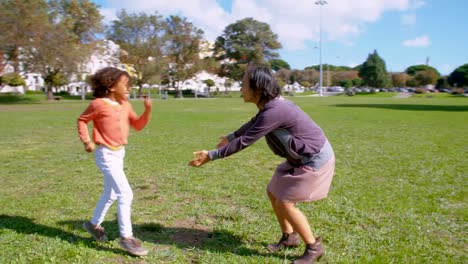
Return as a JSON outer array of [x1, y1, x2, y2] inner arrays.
[[209, 97, 328, 167]]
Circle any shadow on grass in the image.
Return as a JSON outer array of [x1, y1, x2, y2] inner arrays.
[[60, 220, 278, 259], [333, 103, 468, 112], [0, 214, 128, 255], [0, 94, 40, 104], [60, 95, 94, 100], [139, 222, 301, 261], [1, 215, 286, 259], [137, 222, 263, 257]]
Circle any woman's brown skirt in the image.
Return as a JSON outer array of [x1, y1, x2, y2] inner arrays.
[[267, 156, 335, 203]]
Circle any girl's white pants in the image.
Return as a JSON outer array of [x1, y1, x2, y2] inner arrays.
[[91, 146, 133, 238]]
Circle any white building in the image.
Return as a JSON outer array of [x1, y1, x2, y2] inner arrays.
[[178, 70, 241, 96], [66, 39, 122, 95], [1, 40, 122, 94], [3, 38, 241, 96]]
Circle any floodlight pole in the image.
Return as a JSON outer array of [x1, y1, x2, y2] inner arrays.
[[315, 0, 327, 96]]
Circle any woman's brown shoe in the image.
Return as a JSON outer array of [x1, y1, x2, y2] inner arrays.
[[267, 232, 300, 252], [292, 237, 324, 264]]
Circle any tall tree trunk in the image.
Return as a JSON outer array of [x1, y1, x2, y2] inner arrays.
[[46, 85, 54, 100]]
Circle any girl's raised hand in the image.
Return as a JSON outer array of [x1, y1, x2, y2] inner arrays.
[[142, 96, 152, 110]]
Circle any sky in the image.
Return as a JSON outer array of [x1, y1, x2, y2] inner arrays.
[[93, 0, 468, 76]]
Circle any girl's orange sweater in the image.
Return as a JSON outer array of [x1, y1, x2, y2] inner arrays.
[[77, 98, 151, 148]]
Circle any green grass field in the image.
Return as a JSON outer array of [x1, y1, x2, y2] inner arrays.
[[0, 94, 466, 263]]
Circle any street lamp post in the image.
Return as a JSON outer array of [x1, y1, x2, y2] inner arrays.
[[315, 0, 327, 96]]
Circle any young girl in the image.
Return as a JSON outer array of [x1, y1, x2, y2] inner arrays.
[[77, 67, 152, 256]]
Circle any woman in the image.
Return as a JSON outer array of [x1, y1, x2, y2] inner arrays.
[[189, 65, 335, 263]]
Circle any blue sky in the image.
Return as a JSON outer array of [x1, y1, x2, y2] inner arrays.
[[94, 0, 467, 75]]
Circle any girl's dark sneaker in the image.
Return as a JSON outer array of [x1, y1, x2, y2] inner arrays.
[[119, 237, 148, 256], [83, 221, 108, 242]]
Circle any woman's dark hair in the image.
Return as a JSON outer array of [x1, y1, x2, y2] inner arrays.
[[246, 65, 281, 105], [90, 67, 131, 98]]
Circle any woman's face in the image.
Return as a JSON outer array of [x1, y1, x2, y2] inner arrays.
[[241, 72, 259, 104]]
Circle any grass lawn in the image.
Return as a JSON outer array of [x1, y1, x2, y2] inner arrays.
[[0, 94, 466, 263]]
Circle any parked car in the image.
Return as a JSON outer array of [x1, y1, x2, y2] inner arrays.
[[438, 88, 452, 93]]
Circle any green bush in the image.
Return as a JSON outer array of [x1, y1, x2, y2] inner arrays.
[[204, 79, 215, 87], [2, 73, 26, 86], [25, 90, 44, 95]]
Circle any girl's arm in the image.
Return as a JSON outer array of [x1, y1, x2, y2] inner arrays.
[[128, 99, 152, 131], [77, 101, 97, 152]]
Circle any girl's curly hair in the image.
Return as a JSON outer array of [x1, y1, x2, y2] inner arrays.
[[90, 67, 131, 98]]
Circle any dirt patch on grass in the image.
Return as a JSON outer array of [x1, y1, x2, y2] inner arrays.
[[171, 217, 211, 246]]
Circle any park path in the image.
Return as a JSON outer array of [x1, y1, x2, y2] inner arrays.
[[394, 92, 412, 98]]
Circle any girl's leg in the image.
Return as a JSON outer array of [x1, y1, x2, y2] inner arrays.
[[267, 191, 294, 234], [91, 146, 117, 225], [275, 200, 316, 245], [95, 146, 134, 238], [90, 177, 117, 226]]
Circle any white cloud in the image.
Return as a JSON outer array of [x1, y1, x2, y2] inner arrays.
[[410, 0, 426, 9], [97, 0, 423, 50], [98, 0, 232, 41], [401, 13, 416, 27], [402, 36, 431, 47]]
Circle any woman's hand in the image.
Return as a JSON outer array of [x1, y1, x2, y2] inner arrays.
[[217, 136, 229, 148], [189, 151, 210, 167], [84, 141, 95, 152]]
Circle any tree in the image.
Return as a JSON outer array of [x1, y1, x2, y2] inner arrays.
[[392, 73, 410, 87], [275, 68, 291, 87], [214, 17, 281, 80], [2, 72, 25, 86], [358, 50, 389, 88], [203, 79, 215, 96], [47, 0, 104, 97], [0, 0, 50, 72], [270, 59, 290, 71], [0, 0, 103, 99], [352, 78, 363, 87], [405, 65, 441, 78], [0, 51, 5, 74], [195, 57, 220, 75], [436, 77, 450, 89], [305, 64, 352, 72], [448, 63, 468, 87], [43, 69, 68, 89], [414, 70, 438, 86], [164, 15, 204, 97], [108, 10, 167, 96], [49, 0, 103, 43], [31, 0, 103, 99], [333, 71, 359, 87]]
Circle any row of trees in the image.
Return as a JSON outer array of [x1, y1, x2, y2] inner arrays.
[[277, 51, 468, 90], [0, 0, 102, 99], [1, 0, 467, 99], [0, 0, 284, 98]]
